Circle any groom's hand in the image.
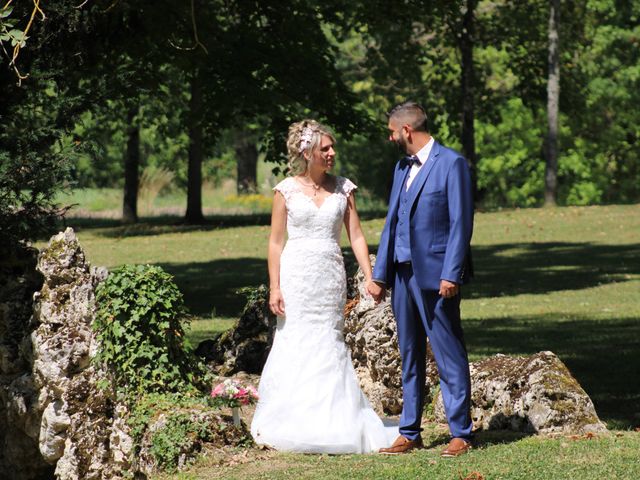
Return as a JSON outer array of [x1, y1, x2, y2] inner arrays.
[[439, 279, 459, 298], [366, 280, 386, 304]]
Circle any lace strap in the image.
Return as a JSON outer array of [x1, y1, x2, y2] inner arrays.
[[338, 176, 358, 198], [273, 177, 298, 201]]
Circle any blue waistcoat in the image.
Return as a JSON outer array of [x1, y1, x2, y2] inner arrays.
[[394, 177, 413, 263]]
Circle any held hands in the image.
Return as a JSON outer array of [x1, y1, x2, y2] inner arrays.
[[439, 279, 459, 298], [366, 280, 386, 304], [269, 287, 285, 316]]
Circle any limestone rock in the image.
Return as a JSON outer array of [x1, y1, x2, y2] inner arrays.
[[434, 351, 608, 434], [198, 285, 276, 375], [28, 228, 136, 480], [32, 228, 105, 467], [0, 243, 53, 479], [343, 258, 438, 416], [2, 228, 252, 479]]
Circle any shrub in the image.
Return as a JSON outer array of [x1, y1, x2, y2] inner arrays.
[[149, 412, 211, 472], [128, 392, 252, 473], [94, 264, 203, 394]]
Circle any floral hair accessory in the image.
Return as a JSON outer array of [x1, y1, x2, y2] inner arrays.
[[298, 127, 315, 153]]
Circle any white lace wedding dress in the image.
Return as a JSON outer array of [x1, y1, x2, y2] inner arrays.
[[250, 176, 396, 454]]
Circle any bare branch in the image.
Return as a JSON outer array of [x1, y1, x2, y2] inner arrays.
[[170, 0, 208, 54], [100, 0, 120, 14]]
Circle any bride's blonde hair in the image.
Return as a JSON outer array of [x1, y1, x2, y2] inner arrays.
[[286, 119, 336, 176]]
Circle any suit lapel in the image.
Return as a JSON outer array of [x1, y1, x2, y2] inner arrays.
[[406, 141, 440, 208]]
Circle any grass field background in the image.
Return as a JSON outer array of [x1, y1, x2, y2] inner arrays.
[[44, 196, 640, 479]]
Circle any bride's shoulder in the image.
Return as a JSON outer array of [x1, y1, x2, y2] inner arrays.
[[335, 176, 358, 197], [273, 176, 299, 199]]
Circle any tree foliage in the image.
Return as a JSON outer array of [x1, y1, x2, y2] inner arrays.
[[1, 0, 638, 242]]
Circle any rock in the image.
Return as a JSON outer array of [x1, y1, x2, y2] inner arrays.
[[29, 228, 137, 480], [343, 257, 438, 416], [434, 351, 608, 435], [40, 400, 71, 462], [199, 285, 277, 375], [0, 228, 136, 479], [0, 242, 53, 479], [2, 228, 256, 479], [32, 229, 106, 467], [346, 258, 606, 434]]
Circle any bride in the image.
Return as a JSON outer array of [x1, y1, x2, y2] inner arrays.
[[250, 120, 395, 453]]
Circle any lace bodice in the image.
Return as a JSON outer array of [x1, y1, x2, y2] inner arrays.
[[273, 176, 357, 242]]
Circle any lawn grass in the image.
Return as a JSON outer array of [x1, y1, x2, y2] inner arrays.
[[43, 203, 640, 479], [155, 430, 640, 480]]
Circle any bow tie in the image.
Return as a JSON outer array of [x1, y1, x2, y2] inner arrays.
[[405, 155, 421, 167]]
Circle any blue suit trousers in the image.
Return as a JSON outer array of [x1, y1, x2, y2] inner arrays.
[[392, 262, 473, 440]]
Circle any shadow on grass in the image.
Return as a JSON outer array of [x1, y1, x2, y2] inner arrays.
[[465, 314, 640, 429], [471, 430, 531, 448], [157, 257, 267, 318], [463, 241, 639, 299], [423, 430, 530, 450], [350, 241, 638, 299], [57, 210, 388, 239], [54, 214, 273, 238]]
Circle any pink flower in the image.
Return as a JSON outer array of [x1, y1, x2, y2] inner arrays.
[[211, 383, 225, 397]]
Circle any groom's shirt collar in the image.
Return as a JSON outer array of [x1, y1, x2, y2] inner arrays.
[[415, 136, 434, 165], [406, 137, 434, 189]]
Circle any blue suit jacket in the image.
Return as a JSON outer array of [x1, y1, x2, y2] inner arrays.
[[372, 141, 474, 291]]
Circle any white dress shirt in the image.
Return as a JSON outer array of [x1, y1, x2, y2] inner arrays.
[[406, 136, 434, 190]]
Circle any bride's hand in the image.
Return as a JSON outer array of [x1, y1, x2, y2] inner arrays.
[[269, 288, 285, 316], [366, 280, 385, 304]]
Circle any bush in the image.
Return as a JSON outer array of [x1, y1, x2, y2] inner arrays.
[[94, 264, 203, 394]]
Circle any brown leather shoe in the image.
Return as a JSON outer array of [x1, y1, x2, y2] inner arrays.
[[378, 435, 423, 454], [441, 437, 472, 457]]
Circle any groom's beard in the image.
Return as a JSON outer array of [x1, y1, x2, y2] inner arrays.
[[395, 135, 409, 155]]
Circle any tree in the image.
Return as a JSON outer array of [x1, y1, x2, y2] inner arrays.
[[458, 0, 479, 201], [0, 1, 104, 248], [544, 0, 560, 206], [123, 104, 140, 223], [234, 130, 259, 194], [185, 68, 204, 223]]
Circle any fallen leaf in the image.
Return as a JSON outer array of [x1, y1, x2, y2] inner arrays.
[[460, 472, 485, 480]]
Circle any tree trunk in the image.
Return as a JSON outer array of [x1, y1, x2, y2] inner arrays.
[[185, 69, 205, 223], [122, 105, 139, 224], [235, 132, 258, 194], [544, 0, 560, 207], [460, 0, 478, 203]]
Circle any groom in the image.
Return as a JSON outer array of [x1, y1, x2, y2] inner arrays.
[[367, 101, 474, 457]]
